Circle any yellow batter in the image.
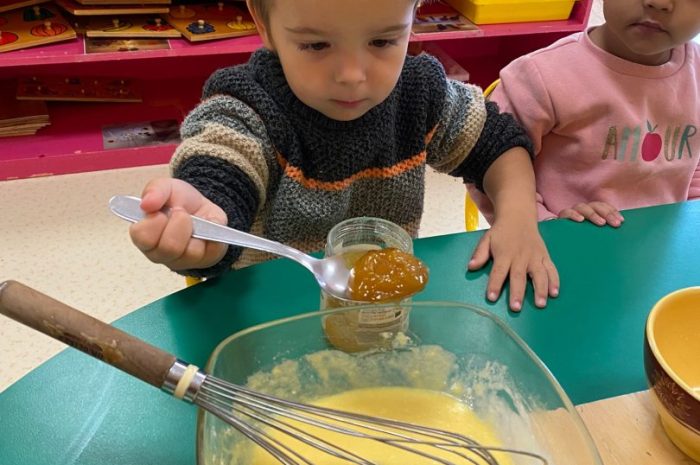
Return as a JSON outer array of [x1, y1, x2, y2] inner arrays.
[[248, 386, 514, 465]]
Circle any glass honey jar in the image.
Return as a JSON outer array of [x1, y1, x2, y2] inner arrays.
[[321, 217, 415, 352]]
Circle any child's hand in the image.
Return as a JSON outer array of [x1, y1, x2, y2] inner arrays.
[[558, 201, 624, 227], [129, 178, 229, 272], [468, 215, 559, 312]]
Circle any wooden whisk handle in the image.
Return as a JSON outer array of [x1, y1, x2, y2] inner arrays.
[[0, 280, 177, 388]]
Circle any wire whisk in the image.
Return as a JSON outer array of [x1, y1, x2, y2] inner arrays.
[[0, 280, 547, 465]]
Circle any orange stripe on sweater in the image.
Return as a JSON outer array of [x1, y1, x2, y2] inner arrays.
[[276, 151, 427, 191], [275, 126, 438, 191]]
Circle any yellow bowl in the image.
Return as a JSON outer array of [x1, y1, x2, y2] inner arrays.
[[644, 287, 700, 461]]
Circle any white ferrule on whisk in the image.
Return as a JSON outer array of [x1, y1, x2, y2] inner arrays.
[[162, 360, 207, 402]]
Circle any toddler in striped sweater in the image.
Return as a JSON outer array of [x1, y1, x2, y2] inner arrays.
[[129, 0, 559, 311]]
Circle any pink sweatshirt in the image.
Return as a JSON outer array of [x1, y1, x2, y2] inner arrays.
[[471, 29, 700, 222]]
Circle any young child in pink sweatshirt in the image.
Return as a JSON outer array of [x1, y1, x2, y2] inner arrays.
[[471, 0, 700, 226]]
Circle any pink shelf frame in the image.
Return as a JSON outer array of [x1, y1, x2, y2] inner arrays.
[[0, 0, 591, 68], [0, 0, 591, 181], [0, 78, 201, 180], [0, 137, 176, 180], [0, 34, 264, 68]]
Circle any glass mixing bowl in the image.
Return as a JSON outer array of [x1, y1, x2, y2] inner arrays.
[[196, 302, 603, 465]]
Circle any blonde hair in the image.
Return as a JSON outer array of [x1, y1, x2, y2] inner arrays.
[[248, 0, 271, 27], [248, 0, 423, 27]]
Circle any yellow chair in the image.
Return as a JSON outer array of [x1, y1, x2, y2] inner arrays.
[[465, 79, 500, 232], [464, 194, 480, 232], [483, 79, 500, 100]]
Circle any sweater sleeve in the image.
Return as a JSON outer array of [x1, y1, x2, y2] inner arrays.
[[427, 79, 534, 192], [426, 80, 486, 175], [169, 93, 279, 278]]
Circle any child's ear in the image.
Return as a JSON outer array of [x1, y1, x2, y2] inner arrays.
[[246, 0, 274, 50]]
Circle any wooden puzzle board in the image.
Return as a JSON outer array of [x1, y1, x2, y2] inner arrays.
[[0, 81, 49, 137], [16, 76, 142, 103], [0, 4, 76, 53], [166, 3, 256, 42], [83, 36, 170, 53], [56, 0, 169, 16], [0, 0, 48, 14], [76, 15, 180, 38], [412, 0, 479, 35]]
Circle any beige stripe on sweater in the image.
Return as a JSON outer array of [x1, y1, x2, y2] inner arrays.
[[170, 122, 271, 209], [430, 82, 487, 175]]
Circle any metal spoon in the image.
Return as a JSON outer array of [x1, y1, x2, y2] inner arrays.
[[108, 195, 352, 301]]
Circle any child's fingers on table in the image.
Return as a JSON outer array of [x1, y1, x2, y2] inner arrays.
[[486, 259, 510, 304], [558, 208, 585, 222], [544, 258, 560, 297], [528, 264, 550, 308], [467, 233, 492, 270], [603, 212, 622, 227], [505, 262, 528, 312], [570, 203, 605, 226], [590, 202, 623, 227]]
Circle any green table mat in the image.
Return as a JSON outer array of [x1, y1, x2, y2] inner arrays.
[[1, 201, 699, 465]]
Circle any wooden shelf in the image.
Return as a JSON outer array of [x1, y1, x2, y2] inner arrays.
[[0, 0, 592, 180], [1, 0, 591, 69], [0, 33, 264, 68], [0, 78, 201, 180]]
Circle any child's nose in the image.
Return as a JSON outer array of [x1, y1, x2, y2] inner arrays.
[[334, 52, 367, 85], [644, 0, 673, 12]]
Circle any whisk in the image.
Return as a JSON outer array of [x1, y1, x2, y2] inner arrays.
[[0, 280, 548, 465]]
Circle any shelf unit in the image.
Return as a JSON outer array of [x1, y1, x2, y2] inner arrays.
[[0, 0, 592, 181]]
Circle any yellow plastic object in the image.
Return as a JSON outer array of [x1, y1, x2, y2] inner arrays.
[[465, 194, 480, 231], [185, 276, 202, 286], [446, 0, 575, 25], [483, 79, 500, 99]]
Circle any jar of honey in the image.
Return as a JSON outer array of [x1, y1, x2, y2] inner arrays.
[[321, 217, 416, 352]]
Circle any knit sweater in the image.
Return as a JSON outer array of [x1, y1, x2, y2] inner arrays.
[[171, 49, 532, 277]]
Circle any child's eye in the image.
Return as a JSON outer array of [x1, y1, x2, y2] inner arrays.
[[369, 39, 398, 48], [298, 42, 330, 51]]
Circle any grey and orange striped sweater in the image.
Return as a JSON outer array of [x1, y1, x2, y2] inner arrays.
[[171, 49, 532, 277]]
